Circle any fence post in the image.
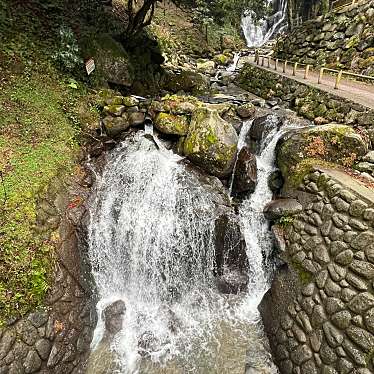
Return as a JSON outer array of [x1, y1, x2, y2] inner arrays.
[[267, 57, 270, 68], [304, 65, 310, 79], [262, 57, 265, 66], [335, 70, 343, 89], [318, 68, 324, 84], [293, 62, 298, 76], [283, 61, 287, 73], [275, 59, 278, 71], [255, 50, 259, 63]]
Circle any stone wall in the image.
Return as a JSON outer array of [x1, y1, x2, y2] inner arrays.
[[276, 0, 374, 75], [261, 167, 374, 373], [235, 64, 374, 144], [0, 176, 96, 374]]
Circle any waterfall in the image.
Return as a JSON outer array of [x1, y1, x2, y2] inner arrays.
[[241, 0, 287, 47], [227, 52, 241, 72], [237, 116, 298, 310], [87, 132, 278, 373]]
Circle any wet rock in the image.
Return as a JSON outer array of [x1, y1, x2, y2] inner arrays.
[[249, 114, 282, 141], [86, 300, 126, 374], [263, 199, 302, 221], [103, 300, 126, 336], [183, 107, 238, 177], [268, 170, 284, 192], [231, 147, 257, 194], [216, 268, 248, 294]]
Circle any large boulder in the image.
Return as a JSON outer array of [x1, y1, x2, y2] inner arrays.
[[231, 147, 257, 194], [197, 60, 216, 74], [162, 68, 210, 95], [183, 107, 238, 177], [277, 124, 369, 184], [263, 198, 302, 221], [84, 35, 135, 88], [102, 115, 131, 137], [154, 113, 189, 135]]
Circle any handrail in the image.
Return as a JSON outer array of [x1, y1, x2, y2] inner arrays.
[[255, 53, 374, 89]]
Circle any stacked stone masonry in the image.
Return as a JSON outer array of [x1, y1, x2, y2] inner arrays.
[[262, 168, 374, 373], [236, 64, 374, 145], [275, 0, 374, 75], [0, 177, 95, 374]]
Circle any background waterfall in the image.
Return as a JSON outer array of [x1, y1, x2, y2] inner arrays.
[[88, 130, 280, 373], [241, 0, 287, 47]]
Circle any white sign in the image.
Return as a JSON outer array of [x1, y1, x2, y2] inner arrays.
[[85, 58, 95, 75]]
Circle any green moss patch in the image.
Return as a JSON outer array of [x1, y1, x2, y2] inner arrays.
[[0, 37, 98, 323]]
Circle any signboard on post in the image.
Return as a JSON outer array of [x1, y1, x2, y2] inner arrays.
[[85, 58, 95, 75]]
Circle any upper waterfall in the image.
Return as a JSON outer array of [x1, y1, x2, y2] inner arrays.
[[241, 0, 287, 47]]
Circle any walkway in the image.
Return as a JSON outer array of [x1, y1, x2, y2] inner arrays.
[[243, 56, 374, 110]]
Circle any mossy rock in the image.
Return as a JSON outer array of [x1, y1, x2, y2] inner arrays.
[[103, 115, 131, 137], [150, 95, 201, 115], [154, 112, 189, 135], [213, 54, 230, 66], [162, 69, 210, 95], [81, 34, 135, 87], [183, 107, 238, 177], [123, 96, 139, 107], [277, 124, 369, 186]]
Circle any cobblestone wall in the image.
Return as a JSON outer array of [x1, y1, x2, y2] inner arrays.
[[276, 0, 374, 76], [0, 176, 95, 374], [261, 168, 374, 373]]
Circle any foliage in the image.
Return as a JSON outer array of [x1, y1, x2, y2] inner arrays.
[[52, 26, 83, 73]]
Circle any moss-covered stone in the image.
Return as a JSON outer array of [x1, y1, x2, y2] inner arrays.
[[162, 68, 210, 95], [183, 107, 238, 177], [277, 124, 368, 187], [213, 54, 230, 66], [154, 112, 189, 135]]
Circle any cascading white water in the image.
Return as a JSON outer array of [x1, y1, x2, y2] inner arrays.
[[241, 0, 287, 47], [87, 132, 278, 373], [227, 52, 241, 72], [238, 116, 299, 312]]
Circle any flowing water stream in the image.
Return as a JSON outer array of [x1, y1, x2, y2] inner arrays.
[[87, 115, 287, 373]]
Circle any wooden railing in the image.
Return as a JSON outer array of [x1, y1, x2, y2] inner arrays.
[[255, 53, 374, 90], [331, 0, 359, 11]]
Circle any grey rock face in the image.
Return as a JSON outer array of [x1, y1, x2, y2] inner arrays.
[[263, 199, 302, 221]]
